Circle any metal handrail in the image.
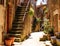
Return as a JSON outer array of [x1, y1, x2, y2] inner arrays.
[[23, 0, 30, 21]]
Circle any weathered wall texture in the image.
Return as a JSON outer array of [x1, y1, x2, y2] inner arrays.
[[58, 8, 60, 32], [47, 0, 60, 32], [8, 2, 15, 30], [21, 14, 33, 40], [0, 5, 5, 44]]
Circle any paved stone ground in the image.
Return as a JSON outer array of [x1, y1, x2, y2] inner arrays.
[[13, 31, 53, 46]]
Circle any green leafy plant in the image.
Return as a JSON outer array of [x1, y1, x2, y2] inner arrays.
[[28, 8, 34, 16], [43, 18, 50, 34], [43, 18, 54, 36], [36, 18, 41, 22]]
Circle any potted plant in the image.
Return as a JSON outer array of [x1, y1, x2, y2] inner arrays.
[[48, 27, 54, 36], [43, 18, 50, 34], [4, 36, 12, 46], [4, 35, 15, 46], [43, 18, 52, 40], [9, 36, 15, 44], [5, 39, 12, 46]]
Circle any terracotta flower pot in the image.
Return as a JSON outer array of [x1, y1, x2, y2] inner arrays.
[[5, 39, 12, 46], [10, 37, 15, 44]]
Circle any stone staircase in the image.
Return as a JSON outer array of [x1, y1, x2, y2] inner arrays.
[[8, 3, 28, 42]]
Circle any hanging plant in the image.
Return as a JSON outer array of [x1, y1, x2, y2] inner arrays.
[[29, 8, 34, 16]]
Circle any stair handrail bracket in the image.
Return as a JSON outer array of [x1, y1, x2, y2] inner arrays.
[[23, 0, 31, 21]]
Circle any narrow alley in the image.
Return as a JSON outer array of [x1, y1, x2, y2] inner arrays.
[[13, 31, 52, 46], [0, 0, 60, 46]]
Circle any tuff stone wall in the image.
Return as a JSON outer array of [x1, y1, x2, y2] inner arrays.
[[47, 0, 60, 32], [21, 14, 33, 40], [0, 5, 5, 44]]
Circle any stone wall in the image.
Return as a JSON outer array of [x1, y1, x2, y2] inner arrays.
[[8, 2, 15, 30], [47, 0, 60, 33], [21, 14, 33, 40], [58, 9, 60, 32], [0, 5, 5, 44]]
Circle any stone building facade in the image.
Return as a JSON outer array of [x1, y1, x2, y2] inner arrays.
[[0, 0, 37, 43], [0, 0, 21, 44], [0, 5, 5, 44], [47, 0, 60, 33]]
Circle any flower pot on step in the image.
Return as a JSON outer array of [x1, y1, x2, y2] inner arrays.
[[10, 37, 15, 44], [5, 39, 12, 46]]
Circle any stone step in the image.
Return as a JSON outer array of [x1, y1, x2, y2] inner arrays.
[[9, 34, 21, 37], [16, 10, 25, 13], [16, 12, 28, 15], [11, 29, 23, 32], [13, 22, 23, 24], [18, 6, 26, 8], [17, 7, 26, 9], [15, 18, 23, 20], [12, 23, 24, 26], [10, 31, 22, 33], [14, 18, 23, 21], [21, 3, 27, 6], [13, 21, 23, 24], [12, 28, 23, 30], [16, 8, 26, 12], [51, 36, 56, 45], [17, 7, 28, 10], [56, 39, 60, 46], [17, 6, 26, 9], [16, 9, 26, 12], [15, 38, 21, 42], [13, 27, 23, 29], [14, 19, 23, 22], [16, 12, 25, 15], [13, 20, 23, 23], [55, 32, 60, 39], [9, 31, 22, 34], [15, 17, 23, 19], [12, 25, 23, 27], [16, 14, 24, 16]]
